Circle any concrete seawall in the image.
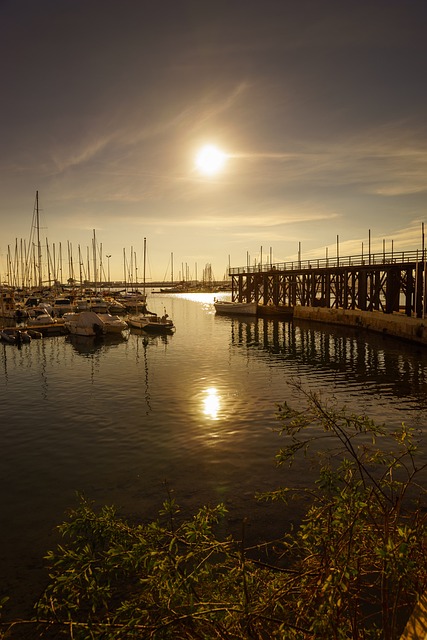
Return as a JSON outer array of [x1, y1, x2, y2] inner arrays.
[[293, 306, 427, 347]]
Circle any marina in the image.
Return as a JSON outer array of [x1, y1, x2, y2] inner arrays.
[[2, 1, 427, 633], [1, 292, 427, 622]]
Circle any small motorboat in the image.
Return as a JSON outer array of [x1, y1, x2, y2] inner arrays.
[[213, 300, 258, 316], [127, 311, 175, 333], [75, 297, 110, 313], [26, 328, 43, 339], [64, 310, 128, 337], [106, 298, 127, 315], [51, 297, 75, 316], [96, 313, 129, 334], [25, 312, 67, 336], [25, 301, 54, 317], [27, 312, 58, 326], [64, 311, 104, 337], [0, 328, 31, 344]]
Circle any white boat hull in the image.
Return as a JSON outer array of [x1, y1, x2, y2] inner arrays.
[[68, 325, 99, 337], [96, 313, 128, 334], [27, 312, 58, 326], [214, 301, 257, 316], [64, 311, 128, 336], [64, 311, 103, 337]]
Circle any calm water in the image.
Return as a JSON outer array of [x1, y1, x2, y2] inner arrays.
[[2, 293, 427, 616]]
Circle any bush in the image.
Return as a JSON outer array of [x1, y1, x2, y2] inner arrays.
[[2, 386, 427, 639], [261, 383, 427, 638]]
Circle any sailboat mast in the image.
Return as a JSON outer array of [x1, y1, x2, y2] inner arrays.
[[78, 244, 83, 291], [143, 237, 146, 297], [93, 229, 97, 292], [36, 191, 42, 288]]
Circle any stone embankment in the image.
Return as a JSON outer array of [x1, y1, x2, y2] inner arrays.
[[293, 306, 427, 347]]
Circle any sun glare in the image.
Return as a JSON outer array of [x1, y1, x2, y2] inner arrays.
[[195, 145, 227, 176], [203, 387, 220, 420]]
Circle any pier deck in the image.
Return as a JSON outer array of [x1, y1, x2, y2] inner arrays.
[[229, 250, 427, 319]]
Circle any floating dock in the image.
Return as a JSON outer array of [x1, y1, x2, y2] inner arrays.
[[23, 323, 68, 336]]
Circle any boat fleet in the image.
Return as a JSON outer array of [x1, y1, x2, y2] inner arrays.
[[0, 288, 175, 344], [0, 283, 261, 346]]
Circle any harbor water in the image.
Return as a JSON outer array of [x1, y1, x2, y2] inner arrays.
[[1, 292, 427, 618]]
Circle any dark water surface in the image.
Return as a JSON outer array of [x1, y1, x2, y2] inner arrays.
[[2, 293, 427, 616]]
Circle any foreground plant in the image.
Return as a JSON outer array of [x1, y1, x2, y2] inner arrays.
[[1, 386, 427, 639], [32, 497, 289, 639], [261, 382, 427, 638]]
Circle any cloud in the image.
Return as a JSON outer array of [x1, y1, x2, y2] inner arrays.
[[226, 121, 427, 198]]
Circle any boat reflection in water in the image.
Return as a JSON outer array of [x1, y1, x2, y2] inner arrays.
[[129, 326, 174, 345], [128, 327, 175, 416], [66, 332, 129, 356]]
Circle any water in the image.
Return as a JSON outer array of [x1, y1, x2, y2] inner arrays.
[[2, 293, 427, 617]]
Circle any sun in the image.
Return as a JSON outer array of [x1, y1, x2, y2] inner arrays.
[[195, 145, 227, 176]]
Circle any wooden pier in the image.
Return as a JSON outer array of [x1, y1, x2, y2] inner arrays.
[[229, 250, 427, 318]]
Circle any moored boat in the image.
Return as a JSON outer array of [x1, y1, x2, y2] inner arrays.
[[116, 290, 147, 312], [127, 311, 175, 333], [64, 311, 104, 337], [213, 300, 258, 316], [0, 289, 28, 320], [75, 297, 109, 313], [96, 312, 128, 334], [0, 328, 31, 344], [27, 311, 58, 326], [126, 239, 172, 332], [25, 312, 67, 335], [51, 297, 75, 316], [26, 328, 43, 339], [26, 301, 54, 318], [106, 298, 127, 315], [64, 310, 128, 337]]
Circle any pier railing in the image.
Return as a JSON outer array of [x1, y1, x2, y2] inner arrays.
[[228, 249, 427, 316], [229, 250, 424, 275]]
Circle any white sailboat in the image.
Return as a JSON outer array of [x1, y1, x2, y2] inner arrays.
[[127, 238, 175, 333]]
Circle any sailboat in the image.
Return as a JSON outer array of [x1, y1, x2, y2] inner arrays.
[[126, 238, 175, 333]]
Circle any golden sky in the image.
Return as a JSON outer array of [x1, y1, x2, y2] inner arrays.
[[1, 0, 427, 282]]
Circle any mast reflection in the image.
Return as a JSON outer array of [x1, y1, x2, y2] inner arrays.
[[131, 328, 174, 415]]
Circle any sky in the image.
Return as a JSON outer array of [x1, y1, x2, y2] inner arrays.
[[1, 0, 427, 284]]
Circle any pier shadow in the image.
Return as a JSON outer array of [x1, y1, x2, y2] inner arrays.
[[228, 316, 427, 407]]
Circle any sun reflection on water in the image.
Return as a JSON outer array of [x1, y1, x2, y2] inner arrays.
[[203, 387, 220, 420]]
